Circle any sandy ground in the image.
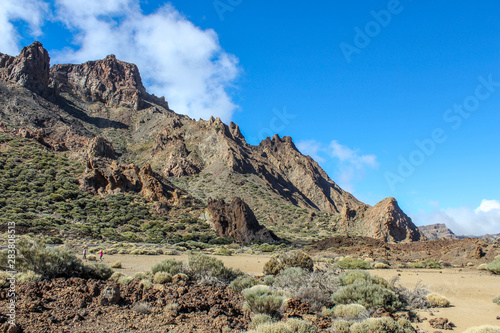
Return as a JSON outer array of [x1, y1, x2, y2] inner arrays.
[[372, 269, 500, 332], [99, 253, 500, 332]]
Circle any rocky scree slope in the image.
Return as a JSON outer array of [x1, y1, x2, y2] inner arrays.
[[0, 42, 423, 242]]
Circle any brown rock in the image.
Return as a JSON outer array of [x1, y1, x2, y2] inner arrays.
[[472, 246, 485, 259], [283, 298, 310, 318], [355, 197, 423, 242], [429, 317, 453, 330], [99, 285, 121, 306], [205, 197, 280, 244], [0, 41, 50, 95], [419, 223, 458, 240]]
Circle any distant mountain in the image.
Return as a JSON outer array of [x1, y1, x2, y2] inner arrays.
[[0, 42, 424, 243], [418, 223, 458, 240]]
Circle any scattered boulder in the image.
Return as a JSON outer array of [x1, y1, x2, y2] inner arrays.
[[99, 284, 121, 306], [205, 197, 280, 244]]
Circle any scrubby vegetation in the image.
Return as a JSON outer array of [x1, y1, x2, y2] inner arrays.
[[486, 259, 500, 275], [0, 134, 216, 244], [263, 251, 314, 275], [0, 238, 112, 280], [242, 285, 284, 317], [335, 257, 370, 270]]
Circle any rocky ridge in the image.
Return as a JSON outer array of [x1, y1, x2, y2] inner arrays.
[[419, 223, 458, 240], [0, 42, 424, 242]]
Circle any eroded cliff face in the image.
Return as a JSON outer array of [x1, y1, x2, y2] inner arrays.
[[0, 41, 424, 242]]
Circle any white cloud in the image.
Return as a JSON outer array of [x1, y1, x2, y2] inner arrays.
[[414, 200, 500, 236], [296, 140, 325, 163], [475, 199, 500, 213], [51, 0, 240, 121], [0, 0, 48, 55], [2, 0, 240, 121], [297, 139, 378, 192]]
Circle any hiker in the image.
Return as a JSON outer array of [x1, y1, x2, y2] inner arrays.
[[82, 247, 87, 260], [99, 250, 103, 261]]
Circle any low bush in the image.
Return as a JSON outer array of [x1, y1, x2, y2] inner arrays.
[[373, 262, 389, 269], [110, 272, 125, 281], [230, 275, 259, 293], [151, 259, 183, 275], [16, 270, 41, 283], [330, 320, 352, 333], [263, 251, 313, 275], [336, 257, 370, 270], [247, 318, 316, 333], [393, 279, 430, 310], [350, 317, 415, 333], [493, 295, 500, 305], [0, 238, 111, 280], [486, 259, 500, 275], [118, 275, 133, 285], [172, 273, 189, 283], [110, 261, 122, 268], [132, 302, 151, 314], [140, 278, 152, 291], [243, 285, 283, 317], [134, 272, 148, 280], [331, 304, 368, 320], [153, 272, 172, 284], [87, 254, 97, 261], [426, 293, 450, 307], [187, 254, 242, 283], [332, 271, 401, 313], [248, 314, 274, 329]]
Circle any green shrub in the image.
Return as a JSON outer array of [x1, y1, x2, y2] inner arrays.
[[373, 262, 389, 269], [486, 259, 500, 275], [15, 270, 41, 283], [331, 304, 368, 320], [336, 257, 370, 270], [153, 272, 172, 284], [478, 263, 488, 270], [87, 254, 97, 261], [151, 259, 183, 275], [0, 238, 110, 280], [263, 251, 313, 275], [140, 278, 152, 291], [332, 271, 401, 312], [248, 314, 274, 329], [247, 318, 316, 333], [134, 272, 148, 279], [110, 272, 125, 281], [273, 267, 307, 289], [426, 293, 450, 307], [330, 320, 352, 333], [187, 254, 242, 282], [110, 261, 122, 268], [493, 295, 500, 305], [213, 248, 233, 256], [230, 275, 259, 292], [243, 285, 284, 317], [172, 273, 189, 283], [350, 317, 398, 333], [118, 275, 133, 285]]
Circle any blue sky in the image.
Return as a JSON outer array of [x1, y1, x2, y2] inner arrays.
[[2, 0, 499, 235]]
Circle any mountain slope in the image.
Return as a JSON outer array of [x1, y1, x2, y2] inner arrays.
[[0, 42, 423, 243]]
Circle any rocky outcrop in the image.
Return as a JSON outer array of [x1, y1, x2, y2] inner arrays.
[[419, 223, 458, 240], [354, 197, 423, 243], [205, 197, 280, 244], [0, 41, 50, 95], [50, 54, 168, 111], [86, 136, 116, 159]]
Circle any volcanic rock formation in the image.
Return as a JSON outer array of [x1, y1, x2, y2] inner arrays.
[[205, 197, 280, 244]]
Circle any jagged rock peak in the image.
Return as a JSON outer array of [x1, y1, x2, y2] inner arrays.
[[205, 197, 280, 244], [50, 53, 149, 110], [259, 134, 297, 151], [86, 137, 116, 159], [419, 223, 458, 240], [363, 197, 423, 243], [0, 41, 50, 95]]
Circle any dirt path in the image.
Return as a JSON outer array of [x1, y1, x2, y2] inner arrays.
[[100, 253, 271, 276], [372, 268, 500, 332]]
